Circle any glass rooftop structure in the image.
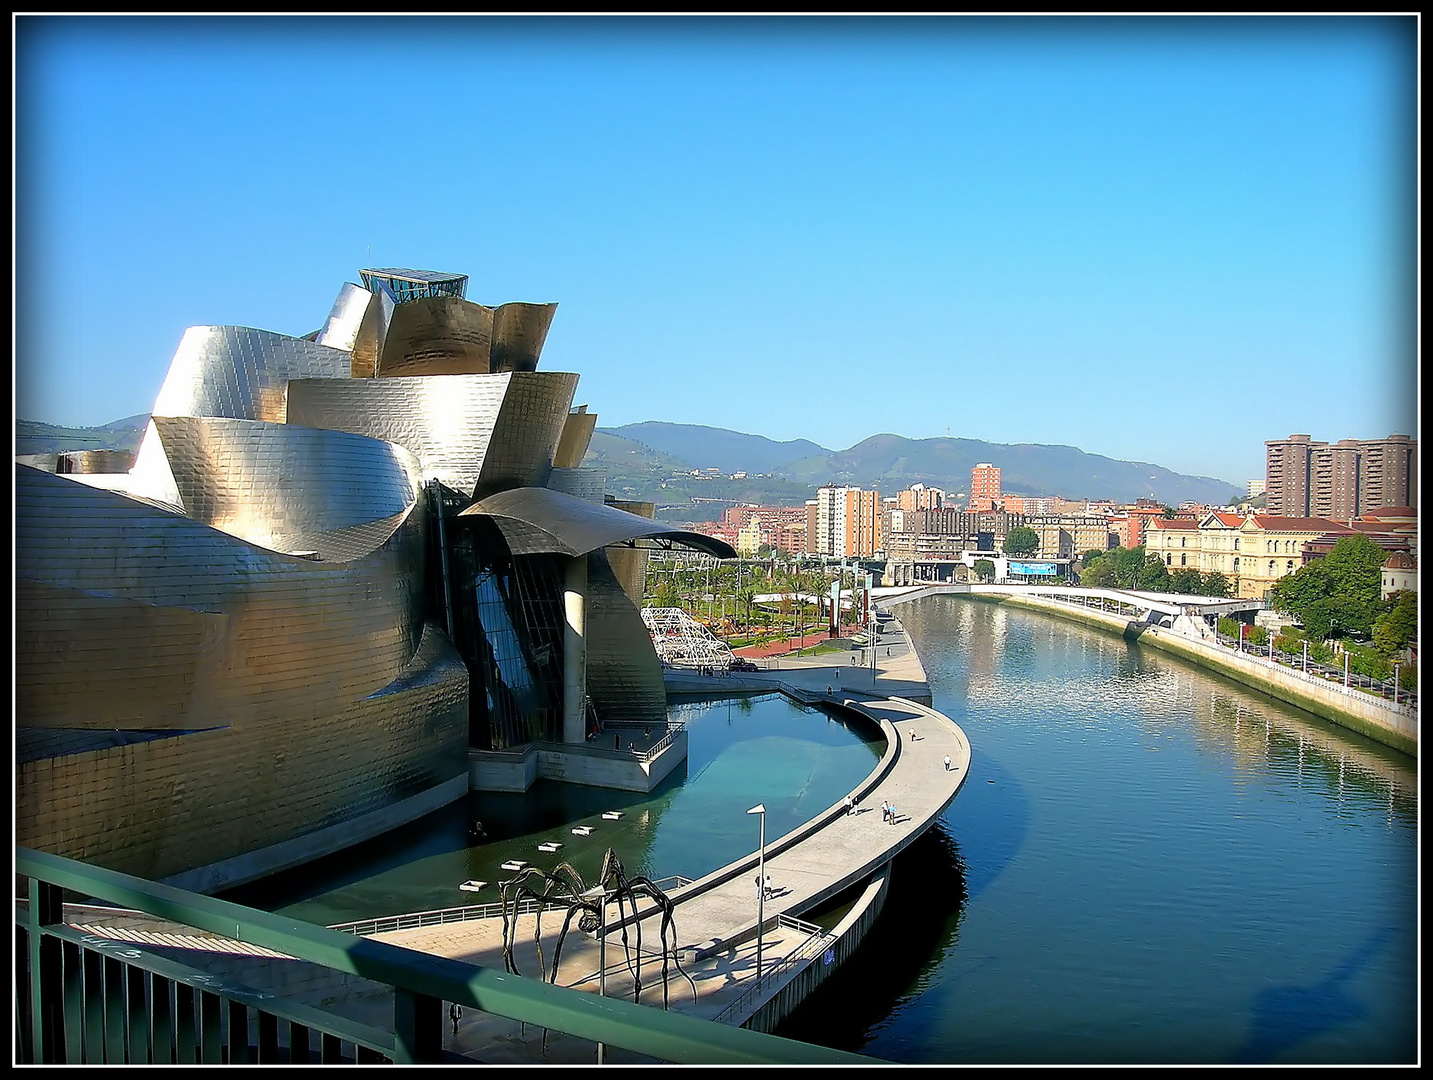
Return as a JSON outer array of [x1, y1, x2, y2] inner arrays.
[[360, 267, 469, 303]]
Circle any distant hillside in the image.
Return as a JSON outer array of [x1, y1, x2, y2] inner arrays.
[[782, 433, 1241, 507], [585, 430, 816, 523], [15, 414, 1243, 521], [601, 422, 829, 475], [16, 415, 148, 456]]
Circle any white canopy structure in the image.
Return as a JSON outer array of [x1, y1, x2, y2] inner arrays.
[[641, 607, 737, 670]]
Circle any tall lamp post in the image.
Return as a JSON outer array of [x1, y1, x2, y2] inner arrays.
[[582, 884, 607, 1064], [747, 803, 766, 979]]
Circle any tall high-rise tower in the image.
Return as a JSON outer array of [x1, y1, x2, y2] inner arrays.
[[969, 463, 1002, 512], [1265, 435, 1321, 517]]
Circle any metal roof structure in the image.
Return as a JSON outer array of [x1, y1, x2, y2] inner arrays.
[[460, 485, 738, 559]]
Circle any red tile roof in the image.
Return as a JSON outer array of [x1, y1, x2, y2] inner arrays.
[[1250, 516, 1352, 532]]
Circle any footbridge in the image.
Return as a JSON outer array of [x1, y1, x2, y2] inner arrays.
[[876, 582, 1265, 636]]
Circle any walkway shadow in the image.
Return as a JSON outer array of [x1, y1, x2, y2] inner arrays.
[[1227, 926, 1396, 1064]]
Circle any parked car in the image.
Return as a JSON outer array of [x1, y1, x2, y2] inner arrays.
[[728, 658, 759, 672]]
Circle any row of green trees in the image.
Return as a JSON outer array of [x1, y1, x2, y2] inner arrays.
[[643, 556, 866, 642], [1268, 534, 1416, 658], [1078, 545, 1233, 597]]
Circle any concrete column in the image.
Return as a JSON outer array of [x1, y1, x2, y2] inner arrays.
[[563, 554, 588, 745]]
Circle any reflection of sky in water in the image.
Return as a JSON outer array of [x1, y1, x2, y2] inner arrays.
[[843, 595, 1417, 1064]]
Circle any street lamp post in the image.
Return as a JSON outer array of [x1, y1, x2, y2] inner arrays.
[[582, 884, 607, 1064], [747, 803, 766, 979]]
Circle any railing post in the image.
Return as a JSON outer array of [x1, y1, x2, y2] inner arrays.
[[393, 988, 442, 1063], [28, 876, 65, 1063]]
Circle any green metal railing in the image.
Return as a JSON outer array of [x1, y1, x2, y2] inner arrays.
[[17, 847, 872, 1065]]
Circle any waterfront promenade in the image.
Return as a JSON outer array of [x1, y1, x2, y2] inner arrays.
[[362, 612, 965, 1062]]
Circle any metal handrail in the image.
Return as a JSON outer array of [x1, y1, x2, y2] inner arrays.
[[17, 847, 873, 1065], [1210, 633, 1418, 713], [709, 916, 836, 1027]]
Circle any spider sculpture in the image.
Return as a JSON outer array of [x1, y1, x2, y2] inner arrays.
[[499, 848, 696, 1009]]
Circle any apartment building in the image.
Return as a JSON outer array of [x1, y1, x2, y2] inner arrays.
[[811, 485, 883, 557], [1025, 515, 1113, 560], [1266, 432, 1417, 517], [895, 484, 946, 512], [969, 463, 1001, 512]]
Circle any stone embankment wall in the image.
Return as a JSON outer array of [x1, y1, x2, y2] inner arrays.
[[743, 870, 891, 1035], [986, 592, 1416, 757]]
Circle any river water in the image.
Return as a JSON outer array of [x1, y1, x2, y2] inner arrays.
[[776, 595, 1418, 1065], [224, 593, 1417, 1064]]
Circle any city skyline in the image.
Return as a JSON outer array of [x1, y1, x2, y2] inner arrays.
[[15, 15, 1418, 485]]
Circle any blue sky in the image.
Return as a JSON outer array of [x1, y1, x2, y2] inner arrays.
[[14, 15, 1417, 485]]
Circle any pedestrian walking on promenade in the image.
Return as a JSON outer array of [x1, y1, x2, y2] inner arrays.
[[449, 1003, 462, 1035], [881, 800, 890, 823], [889, 802, 898, 825], [944, 755, 951, 771], [765, 873, 772, 898]]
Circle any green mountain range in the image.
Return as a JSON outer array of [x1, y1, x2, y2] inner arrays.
[[593, 422, 1242, 522], [14, 415, 1244, 525]]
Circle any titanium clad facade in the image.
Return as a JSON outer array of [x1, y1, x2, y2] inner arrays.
[[547, 466, 608, 503], [377, 296, 495, 377], [152, 416, 423, 557], [553, 408, 598, 469], [286, 371, 578, 499], [490, 302, 558, 373], [17, 465, 429, 731], [150, 325, 352, 423], [15, 265, 703, 887], [585, 550, 668, 727], [315, 281, 380, 353]]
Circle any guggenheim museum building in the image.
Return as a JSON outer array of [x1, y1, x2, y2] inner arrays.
[[16, 268, 732, 892]]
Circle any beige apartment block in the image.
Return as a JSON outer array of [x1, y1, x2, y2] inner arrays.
[[813, 485, 883, 558], [1025, 515, 1112, 560]]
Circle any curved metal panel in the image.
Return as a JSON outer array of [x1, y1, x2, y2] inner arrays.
[[16, 463, 427, 729], [460, 485, 738, 559], [552, 408, 597, 469], [151, 326, 352, 423], [604, 499, 656, 604], [152, 416, 422, 558], [476, 372, 577, 497], [16, 620, 468, 882], [585, 550, 667, 726], [491, 302, 558, 372], [377, 296, 494, 378], [127, 419, 185, 508], [287, 371, 577, 499], [350, 284, 393, 379], [547, 466, 607, 503], [314, 281, 378, 353]]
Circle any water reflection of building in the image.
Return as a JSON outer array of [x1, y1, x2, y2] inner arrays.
[[15, 267, 731, 889]]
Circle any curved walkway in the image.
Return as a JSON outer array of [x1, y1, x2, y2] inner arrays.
[[369, 615, 968, 1060]]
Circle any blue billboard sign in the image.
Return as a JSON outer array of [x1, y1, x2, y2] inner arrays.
[[1009, 561, 1059, 576]]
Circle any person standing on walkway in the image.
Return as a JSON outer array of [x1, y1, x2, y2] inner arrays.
[[888, 802, 898, 825], [881, 800, 890, 822], [449, 1003, 462, 1035], [765, 873, 773, 898], [944, 755, 951, 771]]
